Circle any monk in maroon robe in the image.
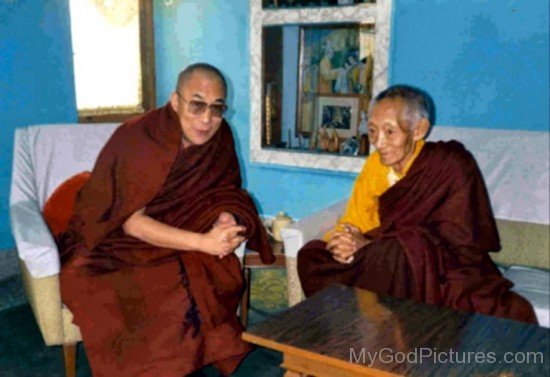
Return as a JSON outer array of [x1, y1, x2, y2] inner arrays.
[[59, 63, 274, 377], [298, 85, 536, 324]]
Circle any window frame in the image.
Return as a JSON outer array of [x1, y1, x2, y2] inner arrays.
[[77, 0, 156, 123]]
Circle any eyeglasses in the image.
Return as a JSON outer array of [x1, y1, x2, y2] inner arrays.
[[176, 91, 227, 118]]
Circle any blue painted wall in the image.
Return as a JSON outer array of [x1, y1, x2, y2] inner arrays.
[[154, 0, 357, 219], [0, 0, 77, 250], [154, 0, 549, 221], [0, 0, 547, 249], [390, 0, 549, 130]]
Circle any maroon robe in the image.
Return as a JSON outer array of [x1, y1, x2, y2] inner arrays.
[[298, 141, 537, 324], [59, 104, 274, 377]]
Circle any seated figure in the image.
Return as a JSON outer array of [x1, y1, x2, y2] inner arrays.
[[297, 85, 536, 324], [59, 63, 274, 376]]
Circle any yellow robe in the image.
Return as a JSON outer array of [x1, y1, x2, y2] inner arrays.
[[325, 140, 425, 240]]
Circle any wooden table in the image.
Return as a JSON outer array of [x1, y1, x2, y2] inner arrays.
[[243, 284, 549, 376]]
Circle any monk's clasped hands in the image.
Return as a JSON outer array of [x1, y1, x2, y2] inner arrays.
[[326, 223, 369, 264]]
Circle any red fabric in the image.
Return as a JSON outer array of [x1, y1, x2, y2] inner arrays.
[[59, 104, 273, 376], [42, 172, 91, 238], [298, 141, 536, 324], [299, 238, 416, 300]]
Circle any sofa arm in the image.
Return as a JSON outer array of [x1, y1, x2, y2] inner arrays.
[[281, 199, 347, 306], [19, 260, 77, 345], [492, 219, 550, 270], [19, 260, 82, 345]]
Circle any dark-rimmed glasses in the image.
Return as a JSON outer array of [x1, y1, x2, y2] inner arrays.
[[176, 91, 227, 118]]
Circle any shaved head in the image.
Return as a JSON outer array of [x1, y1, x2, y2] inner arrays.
[[176, 63, 227, 98]]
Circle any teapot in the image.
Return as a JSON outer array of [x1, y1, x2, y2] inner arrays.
[[268, 211, 293, 242]]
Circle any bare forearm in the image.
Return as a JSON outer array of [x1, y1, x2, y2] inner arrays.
[[122, 209, 247, 258], [123, 209, 201, 251]]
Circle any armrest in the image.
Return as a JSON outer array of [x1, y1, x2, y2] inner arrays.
[[10, 200, 60, 278], [11, 201, 74, 345], [19, 259, 65, 345], [10, 201, 61, 278], [281, 199, 347, 258], [10, 127, 60, 278]]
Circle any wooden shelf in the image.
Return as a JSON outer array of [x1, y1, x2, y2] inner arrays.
[[243, 240, 286, 268]]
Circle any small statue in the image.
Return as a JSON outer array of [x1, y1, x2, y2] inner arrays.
[[327, 127, 340, 153], [358, 110, 370, 155], [317, 126, 329, 151], [340, 136, 359, 155]]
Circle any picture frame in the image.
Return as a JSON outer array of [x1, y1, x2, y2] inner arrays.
[[315, 95, 360, 139], [296, 23, 375, 136]]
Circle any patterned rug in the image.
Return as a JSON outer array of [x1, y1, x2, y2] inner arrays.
[[250, 269, 288, 324]]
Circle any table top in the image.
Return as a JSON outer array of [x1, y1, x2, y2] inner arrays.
[[244, 239, 285, 268], [244, 284, 549, 376]]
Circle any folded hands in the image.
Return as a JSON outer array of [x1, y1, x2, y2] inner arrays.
[[326, 223, 370, 264]]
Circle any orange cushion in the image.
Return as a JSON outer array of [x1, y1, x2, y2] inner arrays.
[[43, 171, 91, 238]]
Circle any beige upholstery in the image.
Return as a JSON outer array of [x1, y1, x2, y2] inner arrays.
[[492, 219, 550, 269], [10, 124, 119, 377], [19, 260, 81, 346]]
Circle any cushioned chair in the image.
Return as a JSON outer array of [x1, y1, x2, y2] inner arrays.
[[281, 126, 550, 328], [9, 123, 251, 377], [10, 124, 118, 377], [281, 200, 550, 327]]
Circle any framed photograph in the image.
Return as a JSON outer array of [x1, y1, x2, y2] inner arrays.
[[315, 95, 360, 138], [296, 23, 375, 136]]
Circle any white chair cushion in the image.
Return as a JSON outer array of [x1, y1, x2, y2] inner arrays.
[[10, 123, 118, 278], [429, 127, 549, 225], [503, 266, 550, 328]]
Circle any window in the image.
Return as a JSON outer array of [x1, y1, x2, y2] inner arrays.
[[69, 0, 155, 122]]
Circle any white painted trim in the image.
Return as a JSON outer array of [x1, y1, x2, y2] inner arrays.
[[249, 0, 393, 172]]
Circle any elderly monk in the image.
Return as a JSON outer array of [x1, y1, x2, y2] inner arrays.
[[298, 85, 536, 324], [59, 63, 274, 377]]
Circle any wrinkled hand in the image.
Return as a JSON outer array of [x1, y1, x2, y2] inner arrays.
[[200, 223, 246, 259], [326, 223, 369, 264]]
